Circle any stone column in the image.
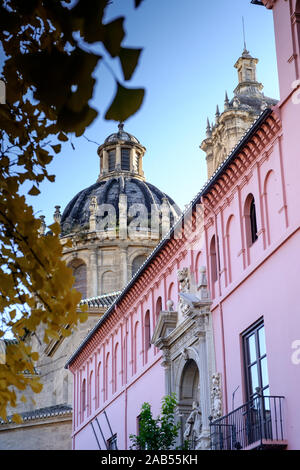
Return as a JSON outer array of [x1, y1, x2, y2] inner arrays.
[[102, 149, 108, 176], [89, 250, 98, 297], [130, 147, 136, 173], [116, 145, 121, 170], [198, 335, 211, 449], [138, 153, 143, 177], [161, 198, 171, 237], [160, 348, 172, 395], [118, 193, 127, 240], [120, 247, 128, 288]]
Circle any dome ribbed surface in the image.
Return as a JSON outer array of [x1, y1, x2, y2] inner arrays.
[[104, 130, 140, 144], [60, 176, 181, 235]]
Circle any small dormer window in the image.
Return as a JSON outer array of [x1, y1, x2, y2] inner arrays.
[[121, 148, 130, 171], [108, 150, 116, 172], [246, 67, 252, 81]]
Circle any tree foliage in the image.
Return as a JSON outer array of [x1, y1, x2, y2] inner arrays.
[[0, 0, 144, 422], [129, 394, 182, 450]]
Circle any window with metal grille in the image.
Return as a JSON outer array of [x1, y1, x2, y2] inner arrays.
[[121, 148, 130, 171], [108, 150, 116, 172]]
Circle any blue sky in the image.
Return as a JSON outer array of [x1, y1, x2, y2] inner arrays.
[[25, 0, 280, 222]]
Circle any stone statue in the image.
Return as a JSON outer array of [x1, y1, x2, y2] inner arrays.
[[211, 373, 222, 420], [177, 268, 190, 293], [177, 268, 191, 317], [183, 401, 202, 444]]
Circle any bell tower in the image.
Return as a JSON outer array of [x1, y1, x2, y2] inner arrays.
[[200, 48, 278, 179], [234, 48, 264, 96], [97, 122, 146, 182]]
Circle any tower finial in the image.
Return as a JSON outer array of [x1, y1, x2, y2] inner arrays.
[[206, 118, 211, 137], [118, 121, 124, 132], [224, 91, 229, 109], [242, 17, 248, 54]]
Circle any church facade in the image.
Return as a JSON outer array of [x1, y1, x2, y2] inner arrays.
[[1, 0, 299, 452], [0, 118, 181, 449], [66, 0, 300, 451]]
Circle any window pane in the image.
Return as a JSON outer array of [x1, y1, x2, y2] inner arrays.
[[248, 333, 257, 364], [121, 148, 130, 171], [261, 356, 269, 388], [258, 327, 266, 357], [250, 364, 259, 395], [108, 151, 116, 172]]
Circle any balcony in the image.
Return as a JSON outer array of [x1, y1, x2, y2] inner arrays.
[[210, 395, 287, 450]]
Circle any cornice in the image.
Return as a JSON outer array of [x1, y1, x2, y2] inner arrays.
[[261, 0, 276, 9], [202, 113, 281, 212]]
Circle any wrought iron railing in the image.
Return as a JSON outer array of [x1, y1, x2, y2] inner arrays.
[[210, 395, 285, 450]]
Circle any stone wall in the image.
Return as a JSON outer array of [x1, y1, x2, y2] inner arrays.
[[0, 417, 72, 450]]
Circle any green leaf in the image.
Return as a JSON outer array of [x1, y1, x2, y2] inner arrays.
[[58, 132, 68, 142], [57, 105, 98, 137], [103, 18, 125, 57], [119, 47, 143, 81], [28, 185, 40, 196], [51, 144, 61, 154], [105, 82, 145, 122]]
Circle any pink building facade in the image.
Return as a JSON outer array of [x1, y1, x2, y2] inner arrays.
[[66, 0, 300, 450]]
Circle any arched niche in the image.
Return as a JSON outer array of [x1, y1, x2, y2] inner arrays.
[[179, 359, 199, 408], [101, 270, 115, 294], [131, 253, 147, 278], [68, 258, 87, 299]]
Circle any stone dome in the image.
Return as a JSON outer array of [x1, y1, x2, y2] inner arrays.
[[60, 176, 181, 236], [104, 123, 140, 144]]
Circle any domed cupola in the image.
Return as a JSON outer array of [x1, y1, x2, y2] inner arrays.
[[97, 122, 146, 181], [58, 124, 181, 298], [60, 124, 181, 237]]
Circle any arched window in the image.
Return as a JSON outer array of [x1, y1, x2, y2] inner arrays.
[[245, 194, 258, 246], [63, 375, 68, 404], [102, 271, 115, 294], [250, 198, 258, 244], [144, 310, 151, 359], [97, 362, 102, 408], [121, 148, 130, 171], [108, 150, 116, 172], [210, 235, 218, 285], [167, 282, 175, 307], [69, 259, 87, 299], [155, 297, 162, 322], [194, 252, 202, 284], [122, 337, 127, 386], [88, 371, 93, 415], [105, 352, 111, 401], [132, 254, 147, 278], [114, 343, 120, 393], [133, 321, 139, 375], [81, 378, 86, 422], [225, 215, 236, 285]]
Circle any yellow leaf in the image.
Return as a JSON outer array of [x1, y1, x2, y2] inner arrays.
[[12, 413, 23, 424], [30, 380, 43, 393], [30, 352, 39, 361], [28, 185, 40, 196]]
